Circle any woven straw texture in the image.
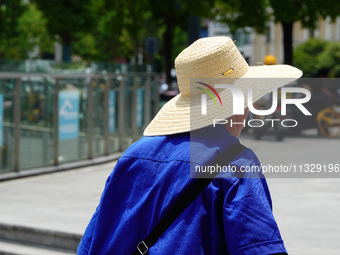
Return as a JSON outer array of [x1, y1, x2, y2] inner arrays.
[[144, 37, 302, 136]]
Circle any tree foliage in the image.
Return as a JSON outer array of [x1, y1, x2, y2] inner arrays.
[[270, 0, 340, 30], [0, 2, 53, 59], [0, 0, 25, 58], [86, 0, 152, 61], [294, 38, 328, 77], [32, 0, 94, 61], [2, 0, 340, 78], [33, 0, 94, 42], [318, 42, 340, 77], [294, 39, 340, 77], [213, 0, 269, 35], [269, 0, 340, 64], [0, 0, 25, 40]]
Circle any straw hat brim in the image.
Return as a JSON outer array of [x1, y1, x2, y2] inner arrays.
[[144, 64, 302, 136]]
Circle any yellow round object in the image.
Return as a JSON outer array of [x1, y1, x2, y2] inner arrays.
[[316, 108, 340, 138], [263, 55, 277, 65]]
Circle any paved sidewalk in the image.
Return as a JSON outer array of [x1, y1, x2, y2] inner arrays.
[[267, 178, 340, 255], [0, 136, 339, 254], [242, 135, 340, 255], [0, 162, 114, 236]]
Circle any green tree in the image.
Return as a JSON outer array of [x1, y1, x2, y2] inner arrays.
[[73, 0, 153, 63], [17, 3, 54, 58], [89, 0, 207, 81], [0, 0, 25, 58], [145, 0, 217, 84], [213, 0, 269, 35], [318, 42, 340, 77], [32, 0, 94, 62], [294, 39, 340, 77], [0, 2, 53, 59], [294, 38, 328, 77], [213, 0, 340, 66], [72, 33, 99, 61], [269, 0, 340, 65], [147, 1, 186, 83]]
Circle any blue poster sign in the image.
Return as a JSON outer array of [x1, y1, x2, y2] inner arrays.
[[59, 91, 79, 140], [0, 94, 3, 147], [109, 90, 116, 133], [137, 88, 144, 128]]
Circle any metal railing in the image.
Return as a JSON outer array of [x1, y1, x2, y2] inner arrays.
[[0, 72, 160, 174]]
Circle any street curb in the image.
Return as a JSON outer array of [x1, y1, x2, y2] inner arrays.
[[0, 222, 81, 252], [0, 152, 123, 182]]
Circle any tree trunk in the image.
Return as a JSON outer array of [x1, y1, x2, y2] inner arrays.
[[281, 21, 293, 65], [163, 16, 174, 86], [188, 15, 201, 45]]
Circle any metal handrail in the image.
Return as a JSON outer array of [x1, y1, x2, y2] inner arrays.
[[0, 72, 159, 79], [0, 72, 161, 173]]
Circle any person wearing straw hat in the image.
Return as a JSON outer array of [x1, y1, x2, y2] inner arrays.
[[78, 37, 302, 255]]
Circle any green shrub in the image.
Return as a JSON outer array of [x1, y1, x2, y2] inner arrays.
[[294, 38, 328, 77], [317, 41, 340, 77]]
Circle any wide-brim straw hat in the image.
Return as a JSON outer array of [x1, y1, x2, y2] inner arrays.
[[144, 36, 302, 136]]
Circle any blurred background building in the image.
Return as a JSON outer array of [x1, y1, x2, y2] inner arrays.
[[208, 17, 340, 64]]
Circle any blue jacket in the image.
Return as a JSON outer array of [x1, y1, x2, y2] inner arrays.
[[78, 125, 287, 255]]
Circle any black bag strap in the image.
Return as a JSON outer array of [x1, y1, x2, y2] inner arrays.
[[132, 142, 247, 255]]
